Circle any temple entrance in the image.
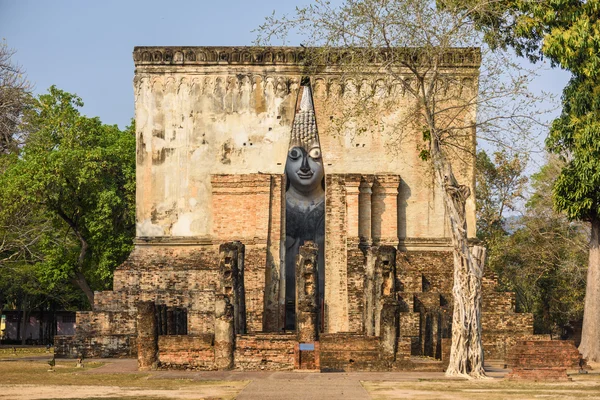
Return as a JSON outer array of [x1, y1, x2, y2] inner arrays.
[[283, 81, 325, 333]]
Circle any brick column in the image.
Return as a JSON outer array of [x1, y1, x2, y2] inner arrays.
[[374, 246, 397, 336], [380, 297, 400, 360], [371, 175, 400, 245], [363, 247, 377, 336], [296, 241, 319, 343], [214, 295, 234, 370], [264, 174, 285, 332], [136, 301, 158, 371], [324, 174, 349, 333], [359, 176, 374, 245], [345, 174, 362, 242], [219, 241, 246, 334]]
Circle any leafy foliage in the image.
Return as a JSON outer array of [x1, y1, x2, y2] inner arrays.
[[487, 158, 588, 334], [0, 86, 135, 308], [457, 0, 600, 223], [547, 75, 600, 222]]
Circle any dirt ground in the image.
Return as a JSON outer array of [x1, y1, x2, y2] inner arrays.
[[1, 354, 599, 400], [0, 384, 244, 400], [362, 376, 600, 400]]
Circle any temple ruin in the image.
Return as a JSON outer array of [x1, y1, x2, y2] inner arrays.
[[55, 46, 537, 371]]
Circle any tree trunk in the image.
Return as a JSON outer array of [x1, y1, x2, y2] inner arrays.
[[20, 309, 29, 345], [72, 272, 95, 309], [579, 216, 600, 362], [430, 141, 486, 379], [56, 209, 95, 308], [0, 293, 4, 343]]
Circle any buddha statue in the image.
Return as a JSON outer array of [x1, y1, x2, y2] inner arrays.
[[284, 84, 325, 331]]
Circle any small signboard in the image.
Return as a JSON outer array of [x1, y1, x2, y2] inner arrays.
[[299, 343, 315, 351]]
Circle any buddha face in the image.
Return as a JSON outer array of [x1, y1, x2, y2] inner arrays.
[[285, 146, 324, 194]]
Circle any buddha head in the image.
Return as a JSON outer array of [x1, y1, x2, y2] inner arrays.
[[285, 84, 324, 198], [286, 145, 323, 195]]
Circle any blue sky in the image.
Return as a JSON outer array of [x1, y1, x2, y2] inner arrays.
[[1, 0, 570, 144], [0, 0, 304, 128]]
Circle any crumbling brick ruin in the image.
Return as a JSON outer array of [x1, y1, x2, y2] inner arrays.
[[55, 46, 537, 371]]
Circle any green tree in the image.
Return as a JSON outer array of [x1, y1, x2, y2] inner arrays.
[[459, 0, 600, 362], [0, 86, 136, 308], [488, 157, 588, 335]]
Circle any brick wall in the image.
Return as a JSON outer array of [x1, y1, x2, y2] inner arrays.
[[54, 334, 136, 358], [234, 333, 296, 370], [158, 334, 215, 370], [319, 333, 383, 371], [211, 175, 273, 242], [505, 340, 583, 381]]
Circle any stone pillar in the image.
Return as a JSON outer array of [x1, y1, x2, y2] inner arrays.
[[363, 247, 377, 336], [359, 176, 373, 245], [380, 297, 400, 360], [296, 241, 319, 343], [365, 246, 397, 337], [136, 301, 158, 371], [374, 246, 397, 336], [432, 312, 440, 359], [219, 241, 246, 334], [214, 295, 234, 370]]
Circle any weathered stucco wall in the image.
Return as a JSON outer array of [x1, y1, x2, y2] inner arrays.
[[133, 46, 478, 240]]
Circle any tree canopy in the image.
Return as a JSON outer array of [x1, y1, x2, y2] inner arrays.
[[463, 0, 600, 362], [0, 86, 136, 308], [483, 156, 588, 335]]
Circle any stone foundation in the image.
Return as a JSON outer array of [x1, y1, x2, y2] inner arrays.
[[57, 245, 538, 371]]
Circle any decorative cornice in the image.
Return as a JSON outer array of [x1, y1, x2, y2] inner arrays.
[[134, 236, 270, 246], [133, 46, 481, 68], [133, 46, 306, 66], [135, 236, 214, 246]]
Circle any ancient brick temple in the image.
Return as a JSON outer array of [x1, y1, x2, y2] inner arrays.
[[55, 47, 536, 371]]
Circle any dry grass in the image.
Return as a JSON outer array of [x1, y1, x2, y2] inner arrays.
[[362, 375, 600, 400], [0, 359, 247, 399], [0, 345, 53, 358]]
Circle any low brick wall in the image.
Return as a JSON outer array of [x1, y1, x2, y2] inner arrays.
[[158, 334, 215, 370], [506, 340, 582, 369], [54, 335, 136, 358], [234, 333, 296, 370], [319, 333, 384, 371], [505, 340, 583, 381], [507, 367, 571, 381], [482, 333, 543, 360]]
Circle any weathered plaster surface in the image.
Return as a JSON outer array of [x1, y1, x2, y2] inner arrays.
[[133, 47, 478, 240]]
